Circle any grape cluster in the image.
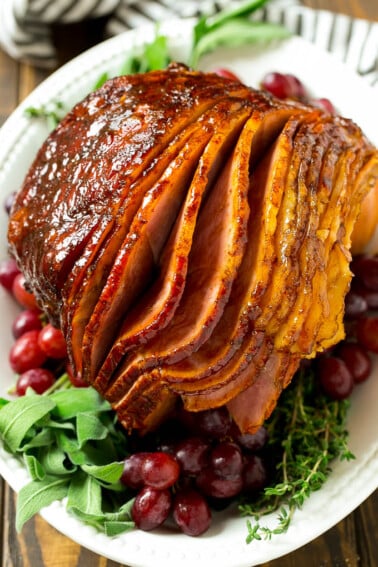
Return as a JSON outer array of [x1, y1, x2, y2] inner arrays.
[[315, 255, 378, 400], [0, 257, 86, 393], [213, 68, 336, 114], [260, 71, 336, 113], [121, 406, 269, 536]]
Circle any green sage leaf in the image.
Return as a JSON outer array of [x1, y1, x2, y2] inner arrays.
[[39, 445, 74, 476], [104, 520, 135, 537], [0, 396, 55, 452], [67, 471, 102, 516], [16, 477, 69, 532], [81, 462, 124, 484], [50, 388, 110, 420], [76, 412, 109, 448], [92, 71, 109, 90], [191, 20, 291, 67], [207, 0, 269, 30], [20, 428, 55, 451], [142, 34, 170, 71], [24, 454, 45, 482]]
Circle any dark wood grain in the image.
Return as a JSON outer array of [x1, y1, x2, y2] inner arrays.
[[0, 1, 377, 566]]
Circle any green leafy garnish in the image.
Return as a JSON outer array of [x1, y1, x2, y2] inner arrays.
[[24, 0, 291, 128], [239, 368, 354, 542], [0, 386, 134, 534], [24, 101, 66, 129], [190, 0, 290, 67]]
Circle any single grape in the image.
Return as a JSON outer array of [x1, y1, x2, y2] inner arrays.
[[344, 291, 368, 319], [131, 487, 171, 531], [141, 451, 180, 490], [0, 258, 20, 292], [66, 363, 89, 388], [9, 329, 47, 374], [311, 97, 336, 114], [38, 323, 67, 359], [195, 407, 232, 439], [260, 72, 294, 99], [356, 316, 378, 353], [212, 68, 241, 82], [196, 467, 243, 498], [242, 454, 268, 493], [336, 342, 372, 384], [12, 273, 39, 310], [285, 74, 307, 98], [357, 286, 378, 310], [16, 368, 55, 396], [4, 192, 16, 215], [317, 356, 354, 399], [209, 441, 243, 479], [121, 452, 151, 490], [174, 437, 210, 474], [173, 488, 212, 536], [232, 424, 268, 451], [352, 256, 378, 291], [12, 309, 42, 339]]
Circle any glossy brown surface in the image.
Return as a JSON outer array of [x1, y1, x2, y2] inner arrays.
[[0, 1, 377, 565]]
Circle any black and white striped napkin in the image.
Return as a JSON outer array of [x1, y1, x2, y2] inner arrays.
[[0, 0, 377, 87]]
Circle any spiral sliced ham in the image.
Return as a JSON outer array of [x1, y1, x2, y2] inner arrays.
[[8, 65, 378, 434]]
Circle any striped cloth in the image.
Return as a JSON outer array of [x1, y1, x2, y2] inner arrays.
[[0, 0, 377, 87]]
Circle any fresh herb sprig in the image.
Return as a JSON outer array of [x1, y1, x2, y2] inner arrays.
[[239, 368, 354, 542], [190, 0, 291, 68], [24, 101, 67, 129], [24, 0, 290, 126], [0, 364, 354, 539], [0, 380, 134, 535]]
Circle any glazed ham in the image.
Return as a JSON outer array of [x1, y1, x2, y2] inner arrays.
[[8, 65, 378, 434]]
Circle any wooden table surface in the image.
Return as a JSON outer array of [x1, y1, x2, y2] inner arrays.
[[0, 1, 377, 566]]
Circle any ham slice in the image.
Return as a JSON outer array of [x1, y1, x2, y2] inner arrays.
[[102, 105, 255, 402], [158, 112, 300, 390]]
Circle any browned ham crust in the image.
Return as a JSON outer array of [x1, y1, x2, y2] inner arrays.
[[8, 65, 378, 434]]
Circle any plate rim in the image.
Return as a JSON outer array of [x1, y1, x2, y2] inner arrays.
[[0, 17, 377, 567]]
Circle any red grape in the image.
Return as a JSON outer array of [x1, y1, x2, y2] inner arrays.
[[175, 437, 210, 474], [195, 407, 232, 438], [336, 342, 372, 383], [311, 97, 336, 114], [209, 441, 243, 479], [212, 68, 241, 82], [344, 291, 368, 319], [242, 454, 268, 493], [232, 425, 268, 451], [121, 452, 151, 490], [196, 467, 243, 498], [173, 488, 211, 536], [261, 72, 296, 99], [141, 452, 180, 490], [12, 273, 39, 310], [132, 487, 171, 531], [66, 363, 89, 388], [356, 316, 378, 353], [0, 258, 20, 292], [38, 324, 67, 359], [285, 74, 307, 98], [12, 309, 42, 338], [4, 192, 16, 215], [9, 329, 47, 374], [16, 368, 55, 396], [317, 356, 354, 399], [352, 256, 378, 291]]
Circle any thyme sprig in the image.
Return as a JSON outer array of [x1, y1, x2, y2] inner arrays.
[[239, 368, 354, 542]]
